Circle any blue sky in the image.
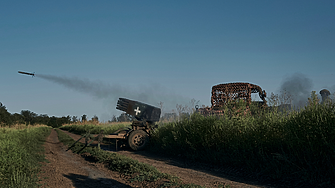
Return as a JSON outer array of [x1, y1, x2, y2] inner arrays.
[[1, 1, 334, 121]]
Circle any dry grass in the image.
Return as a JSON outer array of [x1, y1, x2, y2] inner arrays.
[[0, 124, 48, 130], [60, 122, 131, 135], [62, 121, 131, 127]]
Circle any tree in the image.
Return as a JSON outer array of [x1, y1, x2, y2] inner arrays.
[[81, 114, 87, 122], [0, 102, 12, 126], [110, 115, 117, 122], [35, 114, 50, 125], [21, 110, 37, 125], [91, 115, 99, 123], [59, 116, 71, 125], [47, 116, 61, 128], [66, 115, 71, 123], [117, 113, 132, 122], [11, 113, 24, 125], [72, 116, 78, 122]]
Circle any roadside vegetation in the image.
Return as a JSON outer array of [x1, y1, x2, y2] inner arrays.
[[149, 92, 335, 187], [0, 126, 51, 188]]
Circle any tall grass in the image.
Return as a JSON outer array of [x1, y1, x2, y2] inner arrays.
[[0, 124, 48, 129], [60, 122, 130, 135], [150, 92, 335, 186], [0, 127, 51, 188]]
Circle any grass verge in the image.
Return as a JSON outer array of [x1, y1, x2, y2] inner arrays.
[[55, 129, 205, 187], [0, 126, 51, 188]]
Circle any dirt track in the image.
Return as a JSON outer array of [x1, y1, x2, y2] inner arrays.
[[38, 129, 131, 188], [38, 129, 271, 188]]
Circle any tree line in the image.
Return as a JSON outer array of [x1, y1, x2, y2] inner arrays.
[[0, 102, 132, 128], [0, 102, 72, 128]]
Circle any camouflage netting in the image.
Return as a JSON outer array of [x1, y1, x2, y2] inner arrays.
[[211, 82, 267, 108]]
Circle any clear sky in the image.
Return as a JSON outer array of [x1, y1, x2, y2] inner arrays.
[[1, 1, 334, 121]]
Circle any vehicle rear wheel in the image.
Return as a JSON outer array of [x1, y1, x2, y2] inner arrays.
[[128, 130, 149, 151]]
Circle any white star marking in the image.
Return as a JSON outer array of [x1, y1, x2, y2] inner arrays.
[[134, 107, 141, 115]]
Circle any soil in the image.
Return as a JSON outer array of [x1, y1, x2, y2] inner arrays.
[[38, 129, 132, 188], [38, 129, 274, 188]]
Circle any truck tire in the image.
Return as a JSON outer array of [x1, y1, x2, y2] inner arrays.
[[128, 130, 149, 151]]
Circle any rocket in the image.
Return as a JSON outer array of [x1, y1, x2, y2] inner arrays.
[[18, 71, 35, 77]]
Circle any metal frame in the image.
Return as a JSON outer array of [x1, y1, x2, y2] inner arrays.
[[211, 82, 267, 107], [196, 82, 267, 116]]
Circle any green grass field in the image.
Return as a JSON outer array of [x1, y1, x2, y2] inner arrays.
[[0, 126, 51, 188]]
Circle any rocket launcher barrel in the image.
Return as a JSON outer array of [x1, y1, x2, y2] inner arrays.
[[116, 98, 161, 122], [18, 71, 35, 77]]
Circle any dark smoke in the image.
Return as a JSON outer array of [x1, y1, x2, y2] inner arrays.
[[279, 73, 313, 108], [331, 85, 335, 94], [327, 85, 335, 101], [36, 74, 195, 115]]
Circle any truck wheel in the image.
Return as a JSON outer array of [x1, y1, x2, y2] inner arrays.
[[128, 130, 149, 151]]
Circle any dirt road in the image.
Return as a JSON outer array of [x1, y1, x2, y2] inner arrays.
[[39, 129, 270, 188], [38, 129, 132, 188]]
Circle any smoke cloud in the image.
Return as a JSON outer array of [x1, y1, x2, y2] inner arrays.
[[36, 74, 196, 116], [331, 85, 335, 94], [279, 73, 313, 108], [326, 85, 335, 101]]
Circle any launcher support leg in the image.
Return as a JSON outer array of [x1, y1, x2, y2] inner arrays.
[[96, 131, 104, 149], [85, 130, 90, 146], [66, 133, 86, 151]]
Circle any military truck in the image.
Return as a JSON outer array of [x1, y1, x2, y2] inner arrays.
[[196, 82, 267, 116]]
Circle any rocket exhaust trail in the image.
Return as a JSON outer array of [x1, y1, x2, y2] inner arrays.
[[18, 71, 35, 77], [36, 74, 195, 114]]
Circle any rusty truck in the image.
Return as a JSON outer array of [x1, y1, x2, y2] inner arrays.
[[196, 82, 267, 116]]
